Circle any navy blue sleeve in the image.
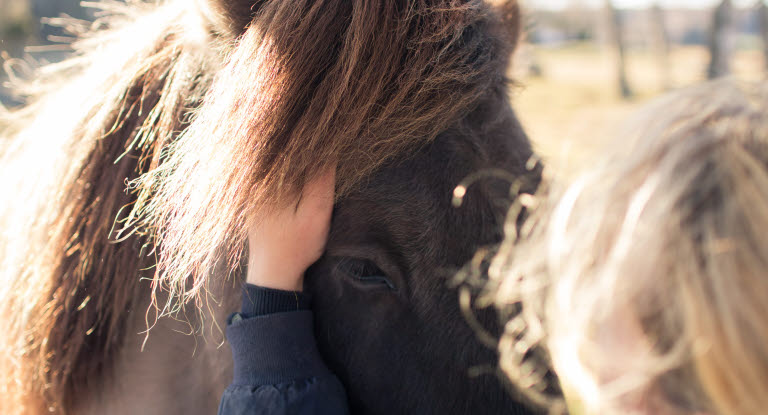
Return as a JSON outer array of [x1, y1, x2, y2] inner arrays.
[[218, 285, 349, 415]]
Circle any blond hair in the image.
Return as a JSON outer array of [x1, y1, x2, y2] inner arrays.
[[492, 79, 768, 415]]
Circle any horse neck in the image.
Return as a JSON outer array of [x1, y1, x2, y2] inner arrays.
[[72, 278, 239, 415]]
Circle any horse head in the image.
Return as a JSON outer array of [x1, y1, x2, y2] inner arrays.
[[171, 3, 540, 411]]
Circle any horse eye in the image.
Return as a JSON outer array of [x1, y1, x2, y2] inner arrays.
[[336, 258, 396, 291]]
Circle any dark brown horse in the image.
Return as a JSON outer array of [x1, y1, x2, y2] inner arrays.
[[0, 0, 540, 414]]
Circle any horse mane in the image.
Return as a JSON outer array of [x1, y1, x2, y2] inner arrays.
[[0, 0, 519, 413], [0, 2, 218, 413]]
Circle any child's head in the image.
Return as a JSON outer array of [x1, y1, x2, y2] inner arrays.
[[494, 80, 768, 415]]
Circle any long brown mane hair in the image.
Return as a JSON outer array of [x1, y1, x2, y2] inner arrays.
[[0, 0, 519, 413]]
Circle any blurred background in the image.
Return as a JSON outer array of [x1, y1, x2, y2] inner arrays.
[[513, 0, 767, 173], [1, 0, 766, 172]]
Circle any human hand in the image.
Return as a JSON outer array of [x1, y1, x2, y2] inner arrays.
[[245, 167, 335, 291]]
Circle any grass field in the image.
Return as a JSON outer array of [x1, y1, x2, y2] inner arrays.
[[512, 43, 766, 176]]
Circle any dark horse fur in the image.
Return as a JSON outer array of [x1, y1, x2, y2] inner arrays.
[[0, 0, 540, 414]]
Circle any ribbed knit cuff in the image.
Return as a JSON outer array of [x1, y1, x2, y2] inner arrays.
[[240, 284, 311, 318], [226, 310, 332, 386]]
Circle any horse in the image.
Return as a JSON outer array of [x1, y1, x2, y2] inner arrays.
[[0, 1, 541, 414]]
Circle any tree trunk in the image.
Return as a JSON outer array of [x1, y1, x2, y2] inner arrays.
[[604, 0, 632, 99], [758, 0, 768, 70], [650, 3, 672, 90], [707, 0, 733, 79]]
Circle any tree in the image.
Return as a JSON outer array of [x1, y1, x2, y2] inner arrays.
[[604, 0, 632, 98], [707, 0, 733, 79], [650, 3, 672, 90], [758, 0, 768, 69]]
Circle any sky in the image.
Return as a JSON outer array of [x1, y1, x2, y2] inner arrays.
[[530, 0, 760, 10]]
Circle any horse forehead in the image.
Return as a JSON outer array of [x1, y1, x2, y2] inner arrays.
[[332, 171, 481, 267], [333, 126, 503, 227], [332, 178, 445, 248]]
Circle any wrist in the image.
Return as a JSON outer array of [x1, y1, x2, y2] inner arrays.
[[239, 285, 311, 317], [245, 260, 304, 291]]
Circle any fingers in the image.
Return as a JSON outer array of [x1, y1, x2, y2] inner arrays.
[[244, 164, 336, 290]]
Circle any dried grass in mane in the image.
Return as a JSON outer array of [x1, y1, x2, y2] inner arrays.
[[126, 0, 518, 313], [0, 0, 518, 413]]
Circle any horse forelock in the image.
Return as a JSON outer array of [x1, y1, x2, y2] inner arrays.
[[0, 0, 520, 413]]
